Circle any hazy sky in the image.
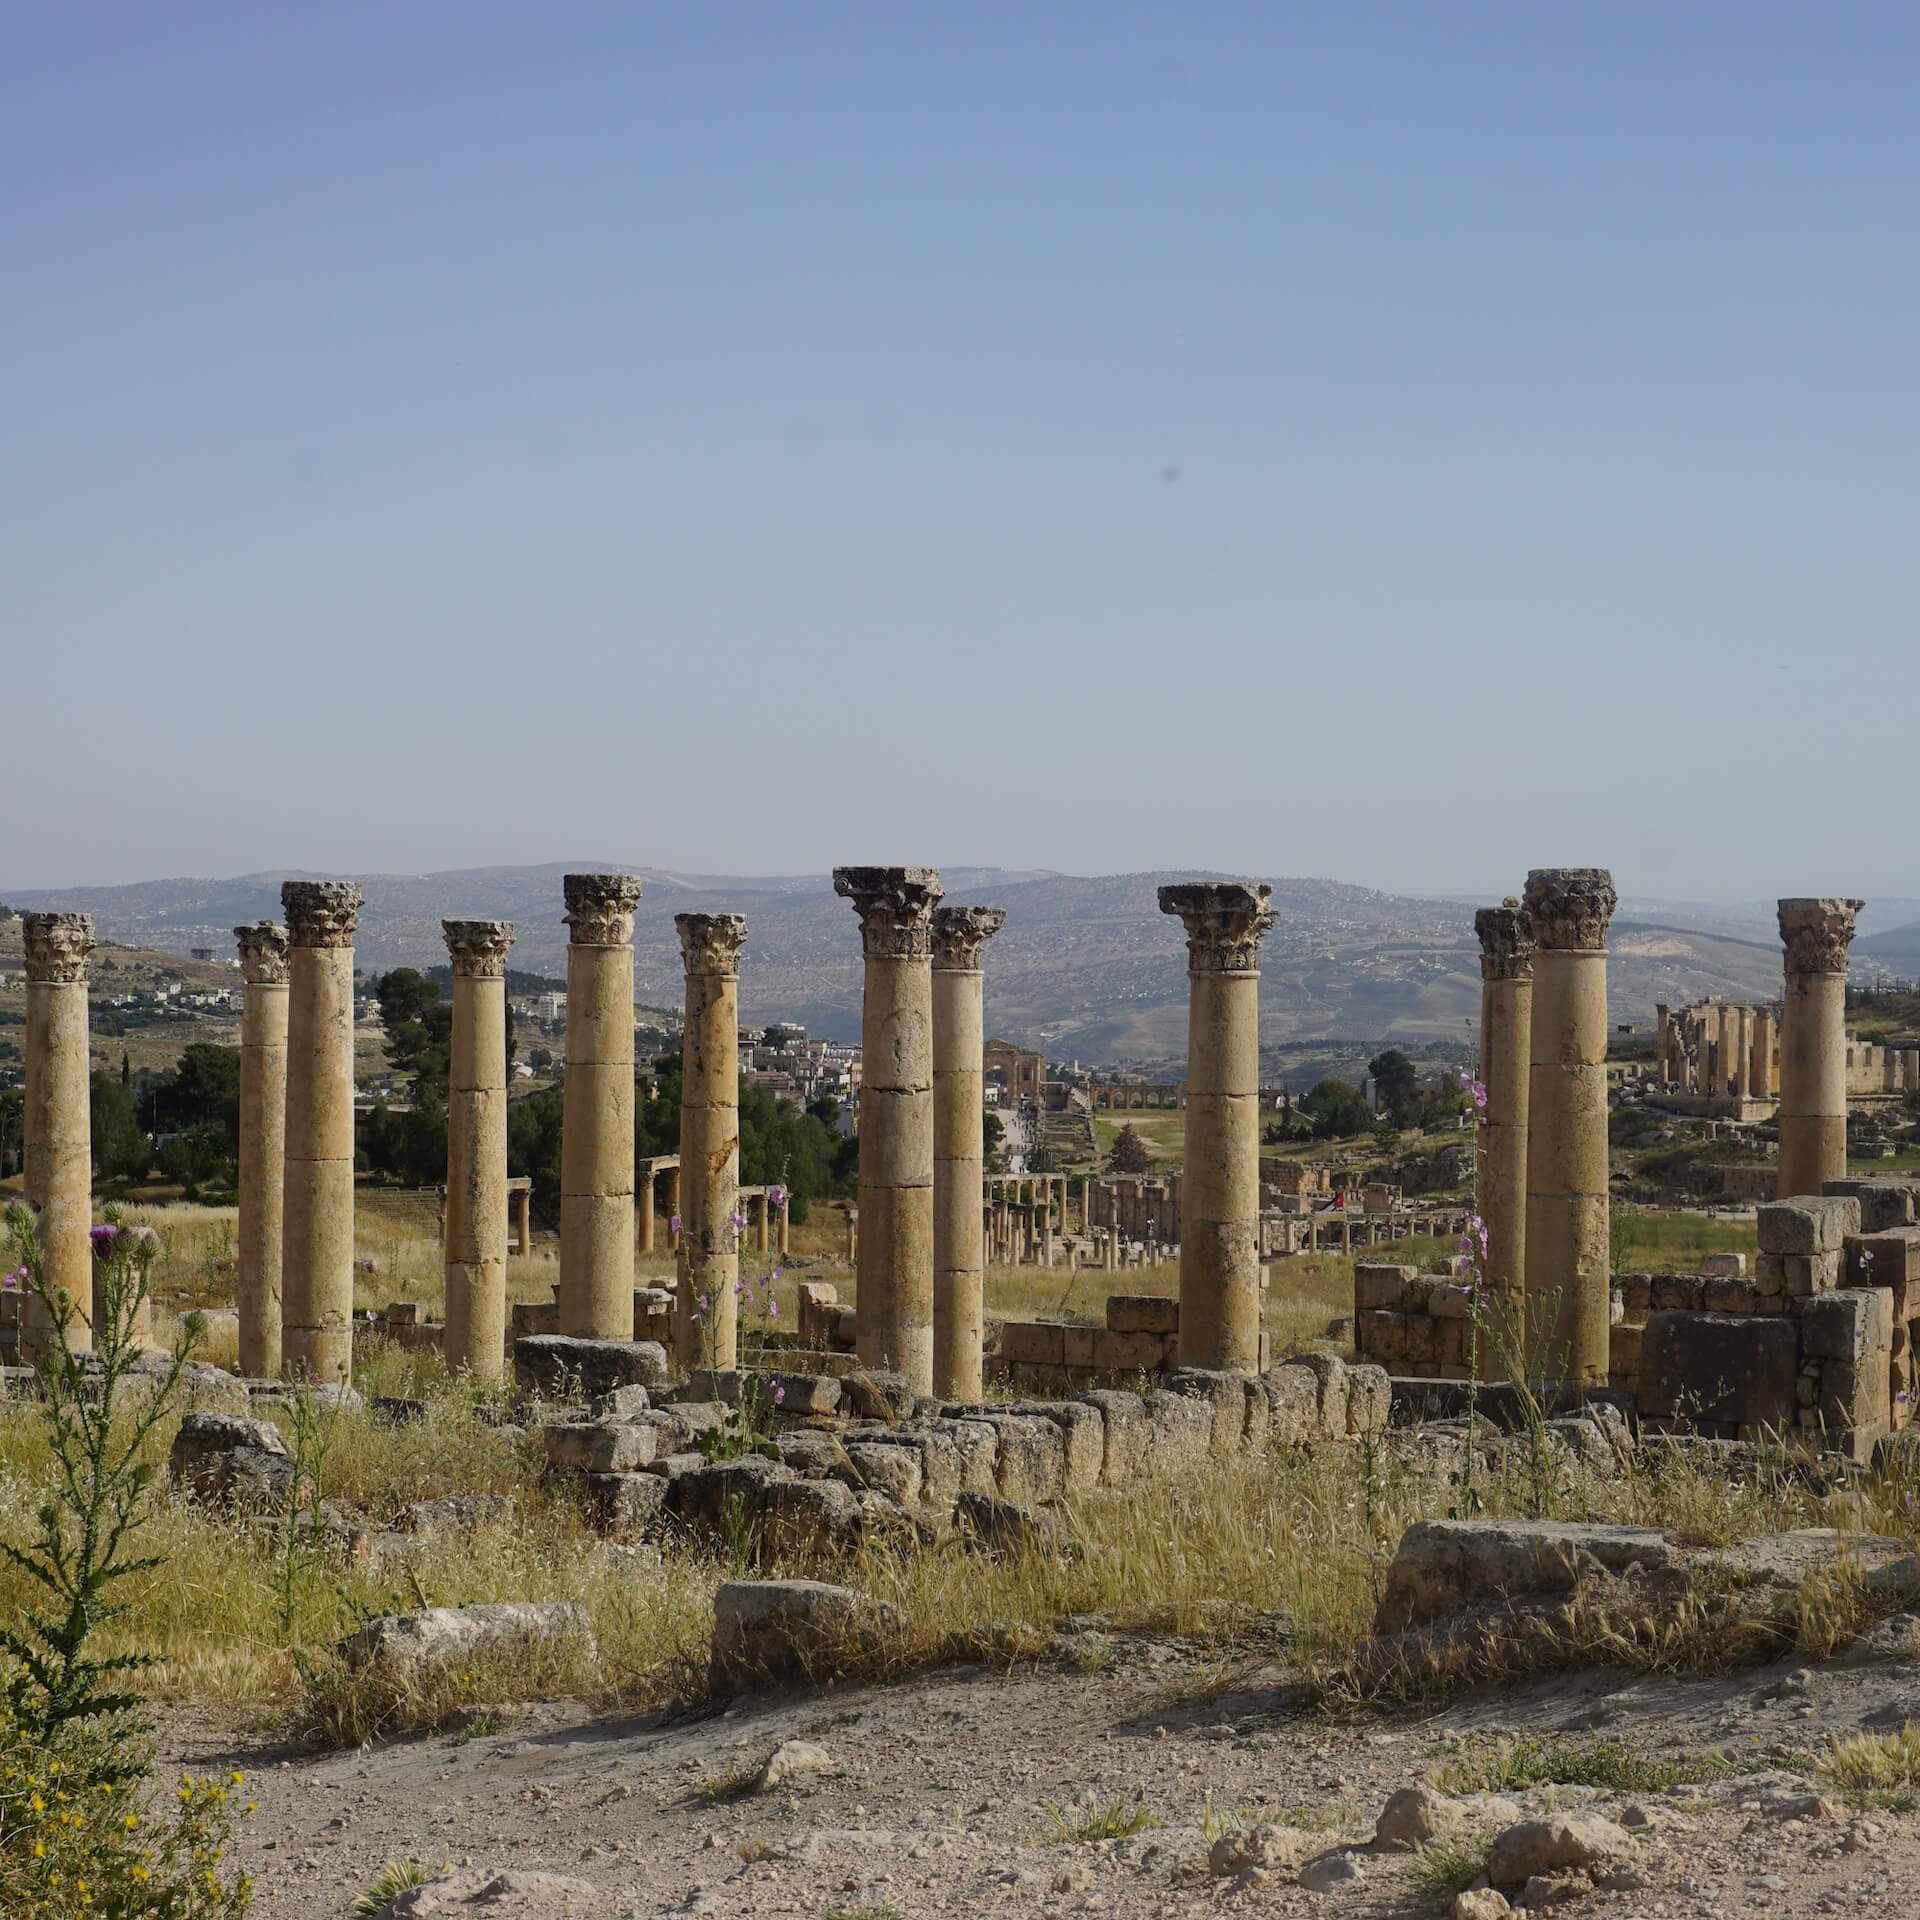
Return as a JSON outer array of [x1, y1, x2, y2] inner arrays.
[[6, 5, 1916, 899]]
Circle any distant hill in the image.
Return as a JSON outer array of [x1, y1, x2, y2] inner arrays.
[[0, 863, 1812, 1065], [1857, 919, 1920, 980]]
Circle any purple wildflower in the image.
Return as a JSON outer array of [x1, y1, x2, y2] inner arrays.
[[773, 1382, 786, 1406], [768, 1185, 786, 1207], [89, 1224, 118, 1254], [669, 1214, 681, 1234], [767, 1299, 779, 1318]]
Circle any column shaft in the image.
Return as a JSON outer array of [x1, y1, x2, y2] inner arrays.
[[1777, 900, 1861, 1198], [675, 914, 745, 1371], [1521, 868, 1615, 1387], [444, 920, 513, 1378], [234, 922, 289, 1377], [281, 882, 362, 1381], [836, 866, 941, 1392], [22, 915, 95, 1357], [1159, 883, 1274, 1371], [559, 875, 640, 1338], [1474, 902, 1535, 1343]]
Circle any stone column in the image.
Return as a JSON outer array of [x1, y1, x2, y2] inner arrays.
[[22, 914, 95, 1357], [514, 1187, 531, 1255], [932, 905, 1004, 1401], [835, 865, 942, 1392], [559, 874, 641, 1340], [674, 912, 746, 1370], [1777, 899, 1862, 1200], [233, 921, 290, 1377], [1729, 1006, 1750, 1100], [1521, 867, 1616, 1387], [777, 1194, 791, 1255], [443, 919, 513, 1380], [754, 1192, 770, 1254], [281, 881, 362, 1382], [636, 1166, 656, 1254], [1158, 882, 1275, 1372], [664, 1165, 681, 1249], [1474, 899, 1535, 1337]]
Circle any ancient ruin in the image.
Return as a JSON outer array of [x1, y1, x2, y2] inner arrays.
[[833, 865, 942, 1394], [1777, 896, 1863, 1201], [558, 873, 641, 1340], [233, 919, 289, 1377], [21, 911, 95, 1357], [931, 904, 1004, 1400], [442, 918, 514, 1379], [674, 912, 748, 1370], [280, 879, 362, 1381]]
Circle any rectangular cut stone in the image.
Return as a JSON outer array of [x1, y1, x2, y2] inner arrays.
[[1353, 1264, 1415, 1313], [542, 1420, 660, 1472], [582, 1470, 668, 1535], [1345, 1364, 1390, 1436], [1824, 1178, 1920, 1233], [1165, 1368, 1247, 1459], [1757, 1197, 1860, 1255], [1142, 1389, 1214, 1476], [1427, 1284, 1475, 1321], [1618, 1274, 1653, 1315], [1002, 1399, 1105, 1490], [1608, 1322, 1643, 1385], [1061, 1325, 1096, 1370], [1079, 1389, 1150, 1486], [1638, 1311, 1801, 1427], [1265, 1364, 1325, 1445], [1092, 1328, 1173, 1373], [997, 1321, 1065, 1368], [1817, 1359, 1890, 1462], [1704, 1276, 1761, 1314], [1105, 1294, 1180, 1334], [1700, 1252, 1747, 1278], [1797, 1289, 1893, 1363], [1782, 1251, 1841, 1297], [1651, 1274, 1705, 1310]]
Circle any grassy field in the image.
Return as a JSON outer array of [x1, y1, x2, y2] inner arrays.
[[1089, 1111, 1187, 1164]]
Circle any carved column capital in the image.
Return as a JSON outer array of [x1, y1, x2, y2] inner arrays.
[[1156, 881, 1275, 974], [442, 919, 516, 978], [563, 873, 642, 946], [233, 920, 290, 985], [1777, 897, 1863, 976], [833, 866, 944, 960], [281, 880, 364, 949], [675, 912, 748, 977], [22, 912, 95, 984], [1521, 868, 1616, 952], [931, 906, 1006, 970], [1474, 899, 1536, 982]]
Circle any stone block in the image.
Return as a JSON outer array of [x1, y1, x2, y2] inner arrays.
[[1427, 1284, 1475, 1321], [582, 1471, 669, 1536], [1782, 1251, 1842, 1297], [671, 1455, 797, 1530], [542, 1420, 660, 1474], [709, 1579, 897, 1692], [1165, 1367, 1249, 1458], [1105, 1293, 1180, 1334], [912, 1419, 1001, 1504], [1353, 1263, 1415, 1313], [1346, 1364, 1391, 1437], [764, 1371, 842, 1416], [1002, 1398, 1105, 1490], [1825, 1178, 1920, 1233], [763, 1476, 864, 1549], [1061, 1325, 1096, 1370], [845, 1440, 921, 1504], [1265, 1363, 1324, 1445], [1847, 1229, 1920, 1313], [983, 1414, 1068, 1505], [342, 1602, 593, 1677], [997, 1321, 1065, 1368], [1638, 1312, 1801, 1428], [1700, 1251, 1746, 1278], [1608, 1323, 1643, 1385], [1292, 1351, 1349, 1432], [841, 1370, 915, 1421], [1757, 1196, 1859, 1255], [1090, 1328, 1173, 1373], [1704, 1276, 1761, 1315], [1079, 1390, 1150, 1486], [1143, 1388, 1215, 1477], [1618, 1274, 1653, 1315], [1797, 1289, 1893, 1364], [1651, 1274, 1704, 1311], [514, 1335, 670, 1398], [168, 1412, 292, 1510], [1817, 1360, 1890, 1461]]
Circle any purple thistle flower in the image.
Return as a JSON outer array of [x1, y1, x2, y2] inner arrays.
[[767, 1299, 779, 1317], [768, 1185, 786, 1207], [773, 1382, 786, 1406], [89, 1224, 118, 1254], [698, 1293, 711, 1312], [669, 1213, 681, 1233]]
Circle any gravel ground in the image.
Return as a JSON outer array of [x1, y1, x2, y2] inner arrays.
[[164, 1622, 1920, 1918]]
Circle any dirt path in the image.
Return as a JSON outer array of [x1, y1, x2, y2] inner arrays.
[[165, 1626, 1920, 1918]]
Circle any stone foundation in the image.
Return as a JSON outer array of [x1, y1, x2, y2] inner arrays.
[[992, 1293, 1268, 1384]]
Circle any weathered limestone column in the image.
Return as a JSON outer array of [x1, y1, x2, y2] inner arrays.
[[514, 1186, 532, 1256], [664, 1165, 682, 1249], [1474, 900, 1535, 1335], [22, 914, 95, 1357], [1521, 868, 1616, 1387], [1729, 1006, 1750, 1100], [674, 912, 746, 1371], [1777, 899, 1862, 1200], [931, 905, 1004, 1401], [233, 921, 290, 1377], [443, 919, 513, 1379], [559, 874, 641, 1339], [777, 1194, 791, 1255], [636, 1166, 656, 1254], [753, 1192, 770, 1254], [835, 865, 942, 1392], [1157, 882, 1275, 1371], [281, 881, 362, 1381]]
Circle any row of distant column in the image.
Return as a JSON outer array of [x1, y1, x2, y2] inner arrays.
[[1473, 877, 1863, 1385]]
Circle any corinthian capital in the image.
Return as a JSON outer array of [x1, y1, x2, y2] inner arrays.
[[442, 919, 515, 978], [1521, 868, 1616, 953], [833, 866, 944, 961], [563, 873, 642, 946], [1474, 899, 1536, 982], [931, 906, 1006, 970], [281, 881, 364, 949], [1777, 897, 1863, 976], [676, 912, 748, 977], [22, 912, 95, 985], [1157, 882, 1275, 975], [233, 920, 290, 985]]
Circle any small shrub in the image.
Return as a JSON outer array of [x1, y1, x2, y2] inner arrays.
[[351, 1859, 446, 1916], [1043, 1799, 1157, 1843], [1820, 1724, 1920, 1808], [1406, 1833, 1493, 1902], [1433, 1735, 1734, 1796]]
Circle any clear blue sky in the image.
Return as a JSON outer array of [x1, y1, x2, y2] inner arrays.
[[5, 4, 1915, 899]]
